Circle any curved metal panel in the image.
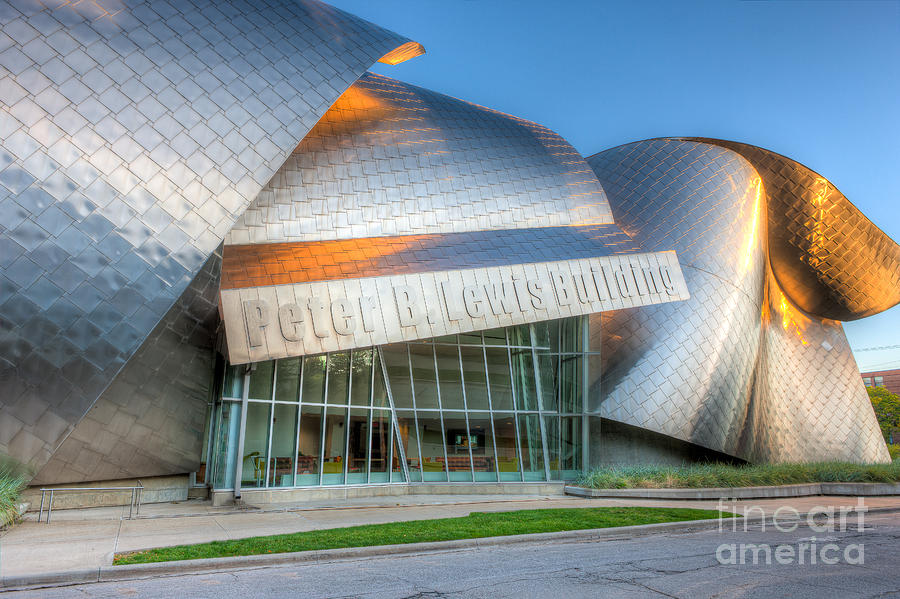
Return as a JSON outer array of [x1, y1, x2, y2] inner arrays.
[[0, 0, 418, 469], [587, 139, 765, 456], [225, 72, 614, 245], [684, 138, 900, 321], [588, 138, 890, 463]]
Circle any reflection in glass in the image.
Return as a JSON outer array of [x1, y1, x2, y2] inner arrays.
[[275, 358, 301, 402], [485, 348, 514, 410], [544, 415, 560, 480], [493, 413, 519, 481], [537, 352, 558, 412], [417, 414, 447, 482], [409, 344, 439, 409], [460, 346, 490, 410], [482, 328, 506, 345], [436, 345, 464, 410], [322, 407, 347, 485], [269, 403, 298, 486], [346, 408, 369, 484], [327, 352, 350, 405], [296, 405, 322, 486], [350, 349, 373, 406], [301, 355, 327, 404], [248, 361, 274, 400], [519, 414, 545, 481], [242, 402, 271, 488]]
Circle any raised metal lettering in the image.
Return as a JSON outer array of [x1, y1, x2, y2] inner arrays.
[[550, 271, 574, 306], [527, 280, 546, 310], [483, 281, 516, 315], [659, 266, 676, 295], [307, 296, 331, 338], [442, 280, 466, 320], [359, 295, 378, 332], [278, 303, 304, 342], [463, 285, 485, 318], [394, 285, 423, 327], [330, 298, 355, 335], [243, 299, 271, 347]]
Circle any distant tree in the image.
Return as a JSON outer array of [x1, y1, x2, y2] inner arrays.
[[868, 386, 900, 444]]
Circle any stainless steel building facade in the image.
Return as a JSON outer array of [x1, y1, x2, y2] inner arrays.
[[1, 0, 897, 493]]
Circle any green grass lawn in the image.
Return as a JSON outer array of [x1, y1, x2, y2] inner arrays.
[[114, 507, 728, 565], [578, 461, 900, 490]]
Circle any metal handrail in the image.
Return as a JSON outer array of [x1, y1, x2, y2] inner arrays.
[[38, 480, 143, 524]]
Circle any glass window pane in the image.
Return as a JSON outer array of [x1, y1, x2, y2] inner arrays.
[[467, 415, 497, 482], [548, 319, 560, 353], [560, 416, 582, 479], [350, 349, 373, 406], [545, 415, 560, 481], [275, 358, 301, 402], [486, 347, 514, 410], [297, 405, 322, 485], [301, 355, 327, 404], [242, 402, 271, 488], [559, 355, 583, 413], [458, 331, 482, 345], [396, 410, 421, 482], [346, 408, 369, 484], [460, 346, 490, 410], [443, 412, 473, 481], [391, 435, 406, 483], [507, 324, 531, 347], [370, 409, 391, 483], [269, 403, 298, 487], [322, 407, 347, 484], [409, 344, 439, 409], [434, 334, 457, 343], [510, 347, 538, 411], [417, 414, 447, 481], [532, 321, 551, 349], [382, 344, 413, 409], [372, 351, 390, 409], [537, 352, 558, 412], [482, 328, 506, 345], [327, 352, 350, 405], [223, 365, 244, 398], [560, 317, 583, 352], [435, 345, 464, 410], [519, 414, 545, 481], [493, 413, 520, 481], [212, 401, 241, 489], [248, 361, 274, 400]]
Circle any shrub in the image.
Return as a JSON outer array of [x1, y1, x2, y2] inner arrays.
[[577, 461, 900, 489], [0, 456, 31, 527]]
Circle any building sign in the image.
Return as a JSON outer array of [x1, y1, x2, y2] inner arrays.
[[220, 251, 689, 364]]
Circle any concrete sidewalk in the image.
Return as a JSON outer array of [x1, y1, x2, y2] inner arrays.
[[3, 493, 900, 582]]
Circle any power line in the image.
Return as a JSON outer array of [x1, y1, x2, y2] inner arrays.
[[852, 344, 900, 353]]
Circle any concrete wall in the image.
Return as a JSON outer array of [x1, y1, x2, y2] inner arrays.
[[22, 475, 190, 511]]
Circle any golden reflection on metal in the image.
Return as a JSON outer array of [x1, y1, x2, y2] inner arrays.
[[588, 138, 891, 465], [378, 41, 426, 65]]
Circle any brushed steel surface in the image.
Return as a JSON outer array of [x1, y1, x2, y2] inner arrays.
[[225, 72, 614, 246], [588, 138, 890, 463], [684, 138, 900, 321], [0, 0, 419, 472]]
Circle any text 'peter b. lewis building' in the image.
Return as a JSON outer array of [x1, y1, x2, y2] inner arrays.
[[2, 0, 899, 503]]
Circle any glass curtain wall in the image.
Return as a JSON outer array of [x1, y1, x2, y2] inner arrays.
[[209, 317, 593, 490]]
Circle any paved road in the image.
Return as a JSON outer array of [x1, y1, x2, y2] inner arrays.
[[6, 512, 900, 598]]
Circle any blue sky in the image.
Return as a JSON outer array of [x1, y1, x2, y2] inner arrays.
[[330, 0, 900, 371]]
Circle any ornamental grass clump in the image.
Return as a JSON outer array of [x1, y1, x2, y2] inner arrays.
[[0, 456, 30, 527], [577, 460, 900, 489]]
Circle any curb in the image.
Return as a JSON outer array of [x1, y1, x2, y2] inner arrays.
[[565, 482, 900, 500], [3, 506, 899, 591], [0, 517, 737, 591]]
